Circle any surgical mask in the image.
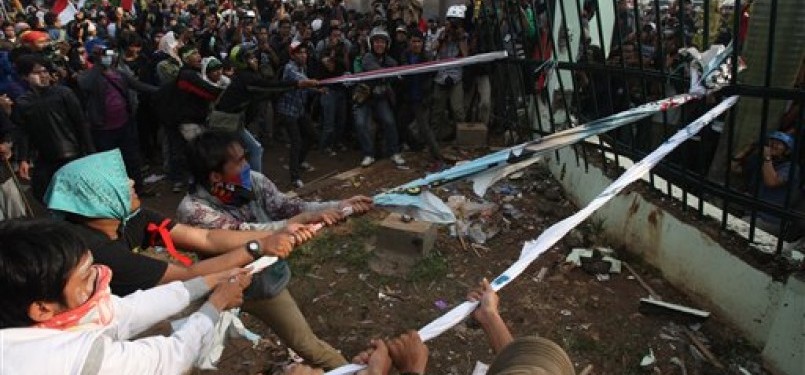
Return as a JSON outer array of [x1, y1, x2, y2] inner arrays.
[[100, 55, 113, 66]]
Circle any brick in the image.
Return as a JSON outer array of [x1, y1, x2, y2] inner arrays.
[[455, 122, 488, 147], [376, 213, 438, 257]]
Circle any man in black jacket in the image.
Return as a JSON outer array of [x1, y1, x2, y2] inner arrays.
[[160, 45, 224, 193], [215, 47, 317, 174], [12, 55, 94, 202], [77, 46, 158, 196]]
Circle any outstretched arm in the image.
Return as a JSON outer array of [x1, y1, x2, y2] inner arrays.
[[467, 278, 514, 353]]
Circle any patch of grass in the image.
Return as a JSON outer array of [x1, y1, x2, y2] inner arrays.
[[564, 332, 601, 353], [289, 218, 377, 274], [339, 237, 371, 268], [350, 217, 378, 238], [408, 251, 448, 282], [586, 217, 607, 236]]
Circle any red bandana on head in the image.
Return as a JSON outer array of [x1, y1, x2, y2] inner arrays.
[[34, 265, 115, 331]]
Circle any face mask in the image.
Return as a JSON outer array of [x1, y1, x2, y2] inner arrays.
[[210, 163, 255, 206], [100, 55, 113, 66], [34, 265, 115, 331]]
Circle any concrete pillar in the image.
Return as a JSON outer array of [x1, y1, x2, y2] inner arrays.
[[762, 274, 805, 375]]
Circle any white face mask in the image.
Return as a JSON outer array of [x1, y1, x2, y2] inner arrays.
[[101, 56, 113, 66]]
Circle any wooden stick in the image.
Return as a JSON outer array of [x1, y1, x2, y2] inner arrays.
[[456, 212, 471, 254], [623, 261, 662, 300], [684, 329, 725, 370], [3, 159, 33, 217]]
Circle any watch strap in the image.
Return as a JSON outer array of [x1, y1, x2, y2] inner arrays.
[[245, 240, 261, 260]]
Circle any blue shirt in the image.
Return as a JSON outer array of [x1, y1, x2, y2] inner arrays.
[[276, 61, 310, 119], [748, 156, 801, 225]]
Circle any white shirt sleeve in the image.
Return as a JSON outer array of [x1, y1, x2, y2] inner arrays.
[[110, 278, 209, 340], [90, 306, 218, 375]]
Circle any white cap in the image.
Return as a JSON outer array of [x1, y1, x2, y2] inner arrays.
[[311, 18, 323, 32], [446, 5, 466, 19]]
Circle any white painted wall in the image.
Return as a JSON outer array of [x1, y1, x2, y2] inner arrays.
[[546, 145, 804, 374]]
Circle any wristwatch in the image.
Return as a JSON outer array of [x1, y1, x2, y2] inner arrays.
[[245, 240, 261, 260]]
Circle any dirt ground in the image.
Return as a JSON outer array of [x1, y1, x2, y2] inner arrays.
[[139, 143, 767, 375]]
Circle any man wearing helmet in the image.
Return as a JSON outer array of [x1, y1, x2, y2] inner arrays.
[[738, 131, 801, 236], [353, 27, 406, 168], [431, 5, 469, 141]]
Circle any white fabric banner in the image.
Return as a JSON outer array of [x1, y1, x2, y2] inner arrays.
[[319, 51, 508, 85]]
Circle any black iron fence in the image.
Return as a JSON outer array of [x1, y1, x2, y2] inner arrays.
[[480, 0, 804, 265]]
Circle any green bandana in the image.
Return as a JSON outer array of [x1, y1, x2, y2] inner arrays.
[[180, 47, 198, 62], [45, 150, 138, 225]]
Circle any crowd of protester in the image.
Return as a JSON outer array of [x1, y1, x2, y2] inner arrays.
[[0, 1, 576, 374], [0, 0, 802, 373], [0, 0, 504, 198]]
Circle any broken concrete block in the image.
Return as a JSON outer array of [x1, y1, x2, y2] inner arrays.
[[377, 213, 438, 257], [455, 122, 488, 147]]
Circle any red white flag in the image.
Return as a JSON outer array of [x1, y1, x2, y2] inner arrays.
[[122, 0, 134, 12], [53, 0, 86, 25]]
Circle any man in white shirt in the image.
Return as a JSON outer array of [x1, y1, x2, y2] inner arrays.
[[0, 218, 252, 375]]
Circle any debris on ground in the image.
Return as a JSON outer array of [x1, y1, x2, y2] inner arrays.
[[670, 356, 688, 375], [446, 195, 500, 245], [639, 298, 711, 322], [434, 300, 449, 310], [564, 247, 621, 279], [640, 348, 656, 367], [533, 267, 549, 282]]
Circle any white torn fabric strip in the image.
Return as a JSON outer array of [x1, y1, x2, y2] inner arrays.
[[472, 361, 490, 375], [471, 156, 542, 197], [190, 205, 357, 369], [326, 96, 738, 375], [172, 256, 278, 370], [194, 309, 262, 370], [374, 190, 457, 223], [319, 51, 508, 85]]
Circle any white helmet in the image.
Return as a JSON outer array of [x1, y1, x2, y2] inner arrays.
[[311, 18, 323, 32], [446, 5, 466, 19], [370, 27, 391, 43]]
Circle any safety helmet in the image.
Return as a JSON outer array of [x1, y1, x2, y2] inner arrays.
[[369, 27, 390, 44], [229, 44, 256, 70], [446, 5, 466, 19], [768, 131, 795, 150]]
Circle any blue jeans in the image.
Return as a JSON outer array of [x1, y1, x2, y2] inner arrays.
[[240, 128, 264, 174], [319, 88, 347, 150], [353, 98, 399, 158]]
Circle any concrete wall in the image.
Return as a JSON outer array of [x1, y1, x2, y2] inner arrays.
[[546, 146, 804, 374]]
